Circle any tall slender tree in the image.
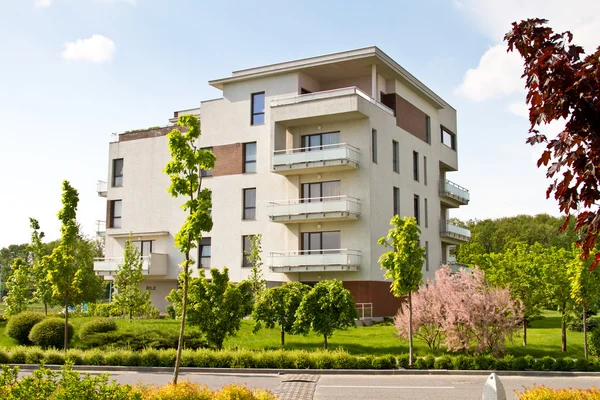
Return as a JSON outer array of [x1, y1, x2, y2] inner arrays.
[[113, 237, 151, 321], [245, 234, 266, 300], [3, 258, 30, 316], [164, 115, 214, 384], [44, 180, 80, 350], [29, 218, 53, 315], [378, 216, 426, 367]]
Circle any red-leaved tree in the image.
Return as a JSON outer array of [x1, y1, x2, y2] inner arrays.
[[395, 265, 522, 356], [505, 19, 600, 269]]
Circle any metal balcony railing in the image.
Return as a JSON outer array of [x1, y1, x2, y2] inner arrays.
[[439, 179, 470, 203]]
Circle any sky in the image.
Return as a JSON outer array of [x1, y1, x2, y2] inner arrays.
[[0, 0, 598, 248]]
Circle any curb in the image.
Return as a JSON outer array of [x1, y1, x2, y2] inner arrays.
[[9, 364, 600, 377]]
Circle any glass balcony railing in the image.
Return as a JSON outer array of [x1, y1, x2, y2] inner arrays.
[[268, 249, 361, 272], [440, 220, 471, 242], [93, 253, 168, 276], [439, 180, 470, 204], [272, 143, 360, 174], [267, 195, 360, 222], [96, 180, 107, 197]]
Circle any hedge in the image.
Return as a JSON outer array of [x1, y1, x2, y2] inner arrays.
[[0, 347, 598, 371], [78, 318, 117, 340]]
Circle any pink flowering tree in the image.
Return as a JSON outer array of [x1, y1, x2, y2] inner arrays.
[[395, 265, 522, 356]]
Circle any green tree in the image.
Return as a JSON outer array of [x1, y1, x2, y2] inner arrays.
[[164, 114, 214, 384], [245, 234, 266, 300], [3, 259, 30, 316], [44, 181, 103, 350], [544, 247, 574, 352], [568, 246, 600, 359], [378, 215, 425, 366], [294, 280, 358, 350], [113, 238, 151, 321], [0, 244, 30, 297], [185, 267, 252, 349], [29, 218, 54, 315], [252, 282, 309, 346]]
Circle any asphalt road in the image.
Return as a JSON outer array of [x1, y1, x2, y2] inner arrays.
[[18, 369, 600, 400]]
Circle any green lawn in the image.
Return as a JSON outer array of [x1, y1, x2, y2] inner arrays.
[[0, 310, 593, 359]]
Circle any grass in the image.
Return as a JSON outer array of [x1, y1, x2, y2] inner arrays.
[[0, 309, 594, 359]]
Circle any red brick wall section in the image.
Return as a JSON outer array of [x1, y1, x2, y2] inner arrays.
[[212, 143, 243, 176], [343, 281, 404, 318], [394, 95, 428, 143]]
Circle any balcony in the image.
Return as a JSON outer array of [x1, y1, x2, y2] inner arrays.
[[272, 143, 360, 175], [96, 220, 106, 238], [440, 220, 471, 244], [268, 196, 360, 223], [442, 261, 471, 274], [269, 249, 361, 273], [93, 253, 168, 277], [270, 86, 394, 126], [439, 180, 470, 207], [97, 180, 107, 197]]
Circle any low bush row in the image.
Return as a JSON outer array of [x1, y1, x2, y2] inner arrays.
[[0, 364, 276, 400], [0, 347, 599, 371]]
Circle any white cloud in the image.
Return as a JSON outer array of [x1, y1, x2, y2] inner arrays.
[[62, 34, 115, 63], [34, 0, 53, 8], [454, 0, 600, 102], [454, 45, 524, 101], [507, 102, 528, 119]]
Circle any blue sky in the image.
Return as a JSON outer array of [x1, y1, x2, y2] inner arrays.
[[0, 0, 598, 247]]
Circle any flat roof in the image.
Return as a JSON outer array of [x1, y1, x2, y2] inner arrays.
[[208, 46, 452, 110]]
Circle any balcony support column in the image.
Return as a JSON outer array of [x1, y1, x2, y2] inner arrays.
[[371, 64, 377, 100]]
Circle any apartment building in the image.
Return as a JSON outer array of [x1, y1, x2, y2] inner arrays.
[[94, 47, 470, 315]]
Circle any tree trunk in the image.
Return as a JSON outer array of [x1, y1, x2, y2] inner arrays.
[[172, 262, 189, 385], [408, 291, 414, 367], [129, 308, 133, 322], [522, 317, 527, 347], [583, 306, 588, 360], [324, 335, 328, 350], [281, 326, 285, 346], [64, 295, 69, 351], [44, 302, 48, 316], [561, 305, 567, 353]]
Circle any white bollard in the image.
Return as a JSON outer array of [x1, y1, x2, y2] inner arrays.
[[482, 373, 506, 400]]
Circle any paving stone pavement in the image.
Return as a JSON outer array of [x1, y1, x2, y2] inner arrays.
[[275, 374, 320, 400]]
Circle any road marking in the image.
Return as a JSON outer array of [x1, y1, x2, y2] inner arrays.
[[319, 385, 455, 389]]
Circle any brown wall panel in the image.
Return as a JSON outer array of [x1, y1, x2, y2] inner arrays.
[[212, 143, 243, 176], [395, 94, 428, 143], [343, 281, 404, 318]]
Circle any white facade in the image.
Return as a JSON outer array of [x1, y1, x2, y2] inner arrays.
[[96, 47, 469, 315]]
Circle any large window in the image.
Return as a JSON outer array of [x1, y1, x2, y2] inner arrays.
[[199, 238, 211, 268], [301, 231, 341, 254], [301, 132, 340, 151], [393, 186, 400, 216], [413, 151, 419, 182], [242, 235, 252, 267], [372, 129, 377, 164], [243, 142, 257, 173], [392, 140, 399, 173], [441, 127, 456, 150], [109, 200, 122, 228], [201, 147, 213, 177], [301, 181, 340, 202], [112, 159, 123, 187], [414, 194, 420, 226], [251, 92, 265, 125], [133, 240, 152, 257], [243, 188, 256, 220]]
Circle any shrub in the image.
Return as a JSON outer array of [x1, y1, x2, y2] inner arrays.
[[574, 358, 589, 372], [372, 355, 396, 369], [433, 355, 453, 370], [536, 356, 556, 371], [158, 349, 177, 367], [473, 355, 496, 370], [5, 312, 45, 345], [357, 355, 374, 369], [590, 328, 600, 357], [518, 386, 600, 399], [43, 349, 65, 365], [524, 355, 536, 370], [140, 348, 160, 367], [104, 350, 129, 366], [494, 359, 509, 370], [24, 348, 44, 364], [452, 355, 475, 370], [79, 328, 206, 351], [554, 357, 575, 371], [65, 350, 84, 365], [83, 349, 105, 366], [9, 348, 27, 364], [28, 318, 74, 349], [397, 354, 410, 369], [0, 349, 10, 364], [88, 302, 122, 318], [166, 305, 176, 319], [79, 318, 117, 340], [511, 356, 530, 371], [331, 352, 357, 369]]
